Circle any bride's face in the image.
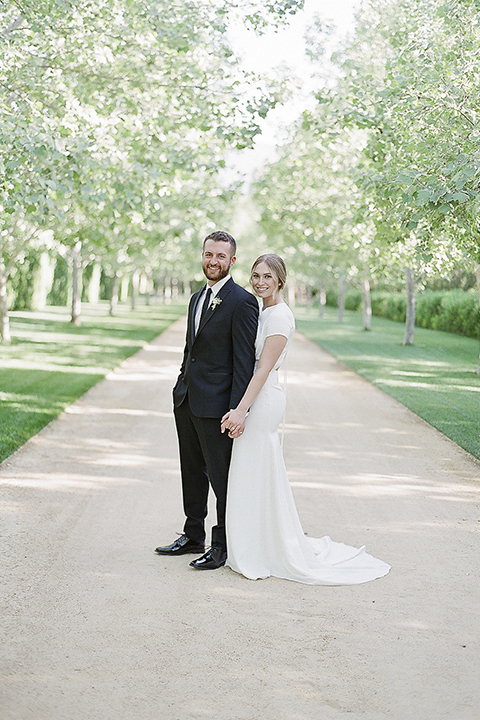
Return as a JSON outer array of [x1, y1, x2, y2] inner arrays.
[[251, 262, 279, 300]]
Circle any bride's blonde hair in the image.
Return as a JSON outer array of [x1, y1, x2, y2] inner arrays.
[[250, 254, 287, 291]]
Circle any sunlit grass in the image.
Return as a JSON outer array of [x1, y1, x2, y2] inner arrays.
[[295, 306, 480, 460], [0, 301, 187, 463]]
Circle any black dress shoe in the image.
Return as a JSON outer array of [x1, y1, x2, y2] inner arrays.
[[189, 545, 227, 570], [155, 534, 205, 556]]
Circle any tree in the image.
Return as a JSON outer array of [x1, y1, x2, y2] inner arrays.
[[1, 0, 299, 338], [304, 0, 480, 354], [253, 109, 386, 327]]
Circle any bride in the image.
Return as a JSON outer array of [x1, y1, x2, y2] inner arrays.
[[221, 254, 390, 585]]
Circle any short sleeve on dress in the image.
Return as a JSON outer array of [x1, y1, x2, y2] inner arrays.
[[264, 307, 295, 340]]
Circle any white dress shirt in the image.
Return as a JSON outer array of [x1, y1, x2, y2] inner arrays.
[[194, 275, 231, 335]]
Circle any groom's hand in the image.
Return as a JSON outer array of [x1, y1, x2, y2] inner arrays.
[[221, 409, 245, 438]]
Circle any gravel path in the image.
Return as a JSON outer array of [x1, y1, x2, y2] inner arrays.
[[1, 316, 479, 720]]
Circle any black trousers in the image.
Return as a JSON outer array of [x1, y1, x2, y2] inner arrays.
[[174, 397, 233, 550]]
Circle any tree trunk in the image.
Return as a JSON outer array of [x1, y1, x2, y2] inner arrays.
[[131, 269, 140, 310], [402, 266, 415, 346], [87, 263, 101, 304], [0, 230, 40, 342], [71, 241, 82, 325], [32, 252, 55, 310], [144, 272, 152, 305], [110, 272, 120, 316], [164, 276, 172, 305], [337, 272, 346, 323], [0, 249, 11, 343], [171, 277, 179, 300], [306, 285, 313, 312], [155, 276, 163, 303], [475, 264, 480, 375], [139, 271, 148, 295], [119, 274, 129, 303], [362, 277, 372, 331], [317, 282, 326, 318]]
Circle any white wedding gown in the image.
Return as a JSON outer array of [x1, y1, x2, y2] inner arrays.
[[226, 302, 391, 585]]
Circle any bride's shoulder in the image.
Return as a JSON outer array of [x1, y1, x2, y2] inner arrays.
[[265, 302, 295, 330], [276, 301, 295, 323]]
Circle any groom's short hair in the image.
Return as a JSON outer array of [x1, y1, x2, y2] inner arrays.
[[203, 230, 236, 255]]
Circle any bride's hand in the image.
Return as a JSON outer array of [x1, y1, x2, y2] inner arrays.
[[220, 408, 246, 437], [228, 421, 245, 439]]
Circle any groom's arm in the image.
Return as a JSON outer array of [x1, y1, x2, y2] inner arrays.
[[229, 293, 259, 410], [177, 294, 197, 378]]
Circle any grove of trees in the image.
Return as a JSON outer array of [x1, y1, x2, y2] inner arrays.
[[252, 0, 480, 369], [2, 0, 479, 370], [0, 0, 301, 338]]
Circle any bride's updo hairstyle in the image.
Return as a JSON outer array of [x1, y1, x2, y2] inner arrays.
[[250, 253, 287, 292]]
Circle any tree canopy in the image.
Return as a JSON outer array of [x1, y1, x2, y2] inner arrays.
[[0, 0, 301, 336], [253, 0, 480, 314]]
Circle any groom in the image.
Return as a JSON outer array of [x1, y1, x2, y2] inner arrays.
[[155, 231, 259, 569]]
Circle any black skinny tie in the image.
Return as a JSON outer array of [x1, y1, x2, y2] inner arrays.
[[199, 287, 212, 324]]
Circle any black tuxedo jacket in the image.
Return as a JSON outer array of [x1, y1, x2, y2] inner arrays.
[[173, 278, 259, 418]]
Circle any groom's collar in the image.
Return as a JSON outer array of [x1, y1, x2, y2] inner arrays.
[[207, 274, 231, 297]]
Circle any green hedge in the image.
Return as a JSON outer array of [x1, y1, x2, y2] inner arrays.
[[370, 292, 406, 323], [324, 288, 479, 338], [371, 289, 479, 338], [326, 289, 362, 311], [47, 255, 69, 306], [8, 252, 40, 310]]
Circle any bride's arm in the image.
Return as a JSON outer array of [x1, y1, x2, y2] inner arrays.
[[221, 334, 287, 438]]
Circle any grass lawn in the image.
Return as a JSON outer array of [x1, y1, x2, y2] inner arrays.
[[295, 306, 480, 461], [0, 301, 187, 463]]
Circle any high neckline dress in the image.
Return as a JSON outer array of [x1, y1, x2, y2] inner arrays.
[[225, 302, 391, 585]]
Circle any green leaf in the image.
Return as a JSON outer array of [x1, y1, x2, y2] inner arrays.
[[417, 189, 432, 203]]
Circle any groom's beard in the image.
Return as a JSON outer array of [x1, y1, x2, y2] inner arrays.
[[202, 262, 231, 283]]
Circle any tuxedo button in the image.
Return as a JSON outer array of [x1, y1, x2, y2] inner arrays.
[[191, 358, 196, 362]]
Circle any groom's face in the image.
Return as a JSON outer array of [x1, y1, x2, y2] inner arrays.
[[202, 240, 236, 284]]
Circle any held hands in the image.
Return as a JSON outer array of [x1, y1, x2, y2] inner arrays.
[[221, 408, 246, 439]]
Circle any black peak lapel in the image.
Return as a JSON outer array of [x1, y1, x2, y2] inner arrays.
[[217, 277, 234, 301], [195, 278, 234, 338], [189, 287, 205, 346]]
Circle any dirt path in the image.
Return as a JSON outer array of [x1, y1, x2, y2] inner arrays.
[[1, 317, 479, 720]]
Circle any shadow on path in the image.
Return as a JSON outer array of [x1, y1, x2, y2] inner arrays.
[[1, 318, 479, 720]]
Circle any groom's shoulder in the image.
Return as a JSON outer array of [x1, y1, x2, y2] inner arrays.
[[229, 279, 256, 303], [188, 288, 201, 306]]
